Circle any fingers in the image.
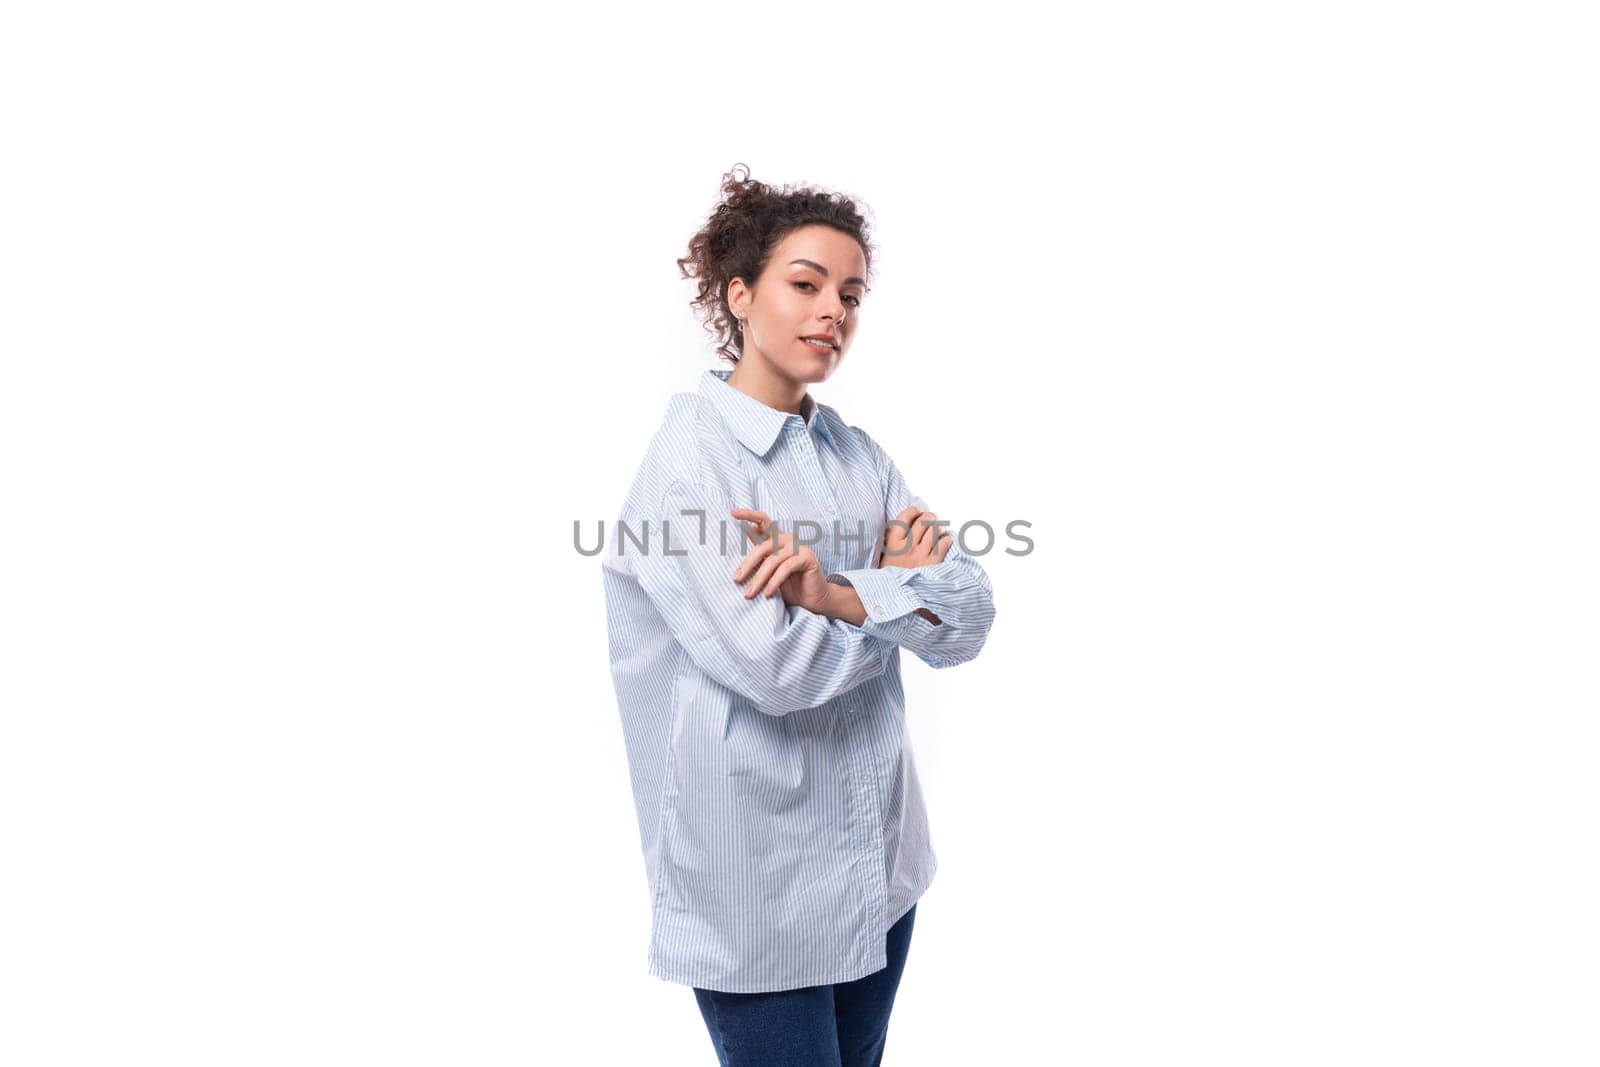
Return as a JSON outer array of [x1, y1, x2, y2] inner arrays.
[[886, 506, 923, 542], [743, 552, 787, 597], [762, 555, 806, 597], [745, 543, 807, 598], [734, 531, 800, 590], [734, 506, 951, 583], [884, 506, 925, 558], [730, 508, 771, 542], [732, 537, 779, 583]]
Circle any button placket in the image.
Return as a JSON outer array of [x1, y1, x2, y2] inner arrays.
[[838, 712, 889, 958], [790, 424, 838, 519]]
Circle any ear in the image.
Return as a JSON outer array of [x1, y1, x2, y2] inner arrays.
[[727, 275, 753, 319]]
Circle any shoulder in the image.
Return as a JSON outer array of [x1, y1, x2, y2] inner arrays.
[[816, 401, 921, 512], [621, 389, 744, 515], [815, 400, 889, 476]]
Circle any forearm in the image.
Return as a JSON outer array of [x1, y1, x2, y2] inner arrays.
[[630, 480, 898, 714], [819, 581, 869, 626], [820, 578, 940, 627]]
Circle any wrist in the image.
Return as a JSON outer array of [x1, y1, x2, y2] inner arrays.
[[821, 579, 869, 627]]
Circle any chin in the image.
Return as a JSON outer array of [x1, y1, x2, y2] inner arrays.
[[804, 351, 845, 380], [791, 363, 836, 385]]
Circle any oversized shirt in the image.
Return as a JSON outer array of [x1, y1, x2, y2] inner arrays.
[[600, 367, 997, 993]]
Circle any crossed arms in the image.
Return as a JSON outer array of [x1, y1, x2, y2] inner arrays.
[[624, 439, 997, 715]]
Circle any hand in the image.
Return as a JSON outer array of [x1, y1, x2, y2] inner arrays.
[[729, 508, 834, 615], [879, 505, 952, 571]]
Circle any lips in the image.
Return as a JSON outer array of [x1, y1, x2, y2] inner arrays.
[[800, 335, 839, 349]]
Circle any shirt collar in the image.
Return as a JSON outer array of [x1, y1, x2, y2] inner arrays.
[[698, 368, 832, 456]]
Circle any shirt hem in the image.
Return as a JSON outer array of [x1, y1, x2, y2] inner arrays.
[[651, 959, 886, 994], [645, 873, 935, 995]]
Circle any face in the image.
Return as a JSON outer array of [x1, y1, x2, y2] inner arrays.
[[728, 224, 868, 386]]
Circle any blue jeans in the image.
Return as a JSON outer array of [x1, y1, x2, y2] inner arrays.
[[692, 903, 917, 1067]]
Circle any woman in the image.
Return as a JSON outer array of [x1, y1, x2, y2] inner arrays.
[[600, 164, 997, 1066]]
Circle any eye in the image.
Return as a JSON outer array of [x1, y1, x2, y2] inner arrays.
[[793, 280, 863, 308]]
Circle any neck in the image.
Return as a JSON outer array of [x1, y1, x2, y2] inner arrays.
[[727, 355, 807, 416]]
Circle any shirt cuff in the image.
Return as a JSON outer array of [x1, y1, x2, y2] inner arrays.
[[827, 567, 924, 628]]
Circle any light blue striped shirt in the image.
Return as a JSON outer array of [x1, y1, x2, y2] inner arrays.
[[600, 368, 997, 993]]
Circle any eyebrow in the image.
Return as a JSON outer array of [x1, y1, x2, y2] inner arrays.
[[788, 259, 867, 289]]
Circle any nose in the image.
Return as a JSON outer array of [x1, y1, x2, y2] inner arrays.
[[823, 292, 847, 325]]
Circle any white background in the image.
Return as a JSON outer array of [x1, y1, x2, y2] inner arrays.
[[3, 3, 1596, 1064]]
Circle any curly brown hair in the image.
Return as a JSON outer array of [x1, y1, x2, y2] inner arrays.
[[677, 163, 877, 364]]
